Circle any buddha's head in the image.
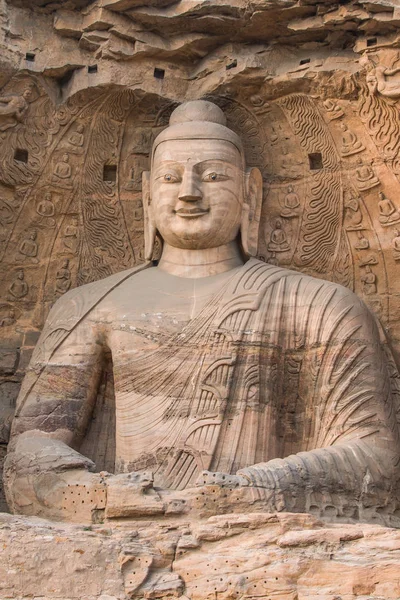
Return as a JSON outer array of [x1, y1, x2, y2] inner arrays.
[[143, 100, 262, 260]]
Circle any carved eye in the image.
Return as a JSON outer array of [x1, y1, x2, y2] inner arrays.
[[204, 172, 219, 181], [163, 173, 178, 182]]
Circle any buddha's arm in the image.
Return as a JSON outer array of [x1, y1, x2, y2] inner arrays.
[[4, 310, 106, 520], [235, 299, 400, 515], [198, 291, 400, 520]]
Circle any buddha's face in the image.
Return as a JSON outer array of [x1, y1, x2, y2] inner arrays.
[[151, 138, 244, 249]]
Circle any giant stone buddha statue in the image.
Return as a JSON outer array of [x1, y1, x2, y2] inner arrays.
[[4, 101, 400, 525]]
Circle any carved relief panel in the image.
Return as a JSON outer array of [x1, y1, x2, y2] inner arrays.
[[0, 79, 175, 426]]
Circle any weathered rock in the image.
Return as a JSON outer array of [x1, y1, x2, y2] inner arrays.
[[0, 511, 399, 599]]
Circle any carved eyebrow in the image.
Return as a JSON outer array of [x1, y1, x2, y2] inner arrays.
[[152, 158, 238, 177], [154, 160, 183, 165], [152, 161, 184, 176], [195, 159, 238, 170], [154, 159, 236, 167], [153, 160, 183, 168]]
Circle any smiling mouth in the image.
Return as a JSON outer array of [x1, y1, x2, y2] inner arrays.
[[174, 207, 210, 218]]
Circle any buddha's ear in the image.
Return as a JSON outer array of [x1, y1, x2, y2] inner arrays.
[[142, 171, 156, 261], [240, 167, 263, 257]]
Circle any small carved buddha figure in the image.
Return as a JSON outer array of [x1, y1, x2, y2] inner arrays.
[[392, 230, 400, 261], [355, 158, 379, 191], [5, 100, 400, 527], [9, 270, 28, 299], [132, 199, 143, 221], [377, 191, 400, 226], [367, 65, 400, 99], [0, 307, 16, 327], [68, 124, 85, 148], [361, 265, 377, 295], [55, 259, 72, 295], [354, 231, 369, 250], [280, 185, 300, 218], [53, 154, 72, 182], [344, 194, 363, 230], [36, 192, 55, 228], [392, 229, 400, 260], [323, 98, 344, 120], [62, 217, 79, 254], [267, 219, 290, 252], [0, 88, 31, 132], [18, 230, 38, 263], [340, 124, 365, 157]]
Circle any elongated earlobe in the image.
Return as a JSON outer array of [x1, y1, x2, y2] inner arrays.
[[142, 171, 156, 261], [241, 167, 263, 257]]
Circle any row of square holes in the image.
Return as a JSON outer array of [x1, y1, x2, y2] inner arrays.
[[13, 148, 118, 179], [14, 148, 323, 173], [25, 37, 379, 72], [24, 54, 166, 79], [24, 54, 167, 79], [299, 39, 377, 64]]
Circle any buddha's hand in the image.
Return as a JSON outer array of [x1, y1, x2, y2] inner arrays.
[[195, 470, 251, 488]]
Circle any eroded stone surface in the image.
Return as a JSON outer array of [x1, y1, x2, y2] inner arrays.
[[0, 511, 400, 599]]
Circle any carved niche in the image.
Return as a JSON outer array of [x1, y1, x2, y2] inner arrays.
[[1, 66, 400, 471]]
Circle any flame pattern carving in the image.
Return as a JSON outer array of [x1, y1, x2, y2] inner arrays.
[[358, 81, 400, 180], [277, 94, 342, 274]]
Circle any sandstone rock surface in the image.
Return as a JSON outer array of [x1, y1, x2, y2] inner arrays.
[[1, 511, 400, 599]]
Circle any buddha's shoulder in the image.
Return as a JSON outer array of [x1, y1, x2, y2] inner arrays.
[[250, 260, 365, 310], [47, 264, 149, 324]]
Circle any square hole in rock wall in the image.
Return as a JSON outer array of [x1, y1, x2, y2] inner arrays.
[[14, 148, 28, 163], [103, 165, 117, 182], [154, 68, 165, 79], [226, 59, 237, 70], [308, 152, 323, 170]]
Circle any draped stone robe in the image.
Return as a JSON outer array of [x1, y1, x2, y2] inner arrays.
[[7, 259, 400, 515]]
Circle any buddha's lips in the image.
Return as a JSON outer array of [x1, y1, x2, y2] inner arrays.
[[174, 207, 210, 218]]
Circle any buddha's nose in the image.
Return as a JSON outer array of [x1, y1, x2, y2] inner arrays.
[[178, 168, 202, 202]]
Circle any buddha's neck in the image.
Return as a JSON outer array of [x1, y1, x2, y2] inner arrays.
[[158, 241, 244, 278]]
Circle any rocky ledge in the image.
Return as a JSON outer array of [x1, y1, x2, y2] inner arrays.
[[1, 511, 399, 599]]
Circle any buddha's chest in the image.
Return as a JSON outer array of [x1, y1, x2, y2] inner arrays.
[[104, 274, 229, 361]]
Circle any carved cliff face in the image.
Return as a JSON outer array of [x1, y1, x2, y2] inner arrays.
[[151, 139, 244, 250]]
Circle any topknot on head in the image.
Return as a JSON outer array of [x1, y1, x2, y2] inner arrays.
[[152, 98, 243, 159], [169, 101, 227, 127]]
